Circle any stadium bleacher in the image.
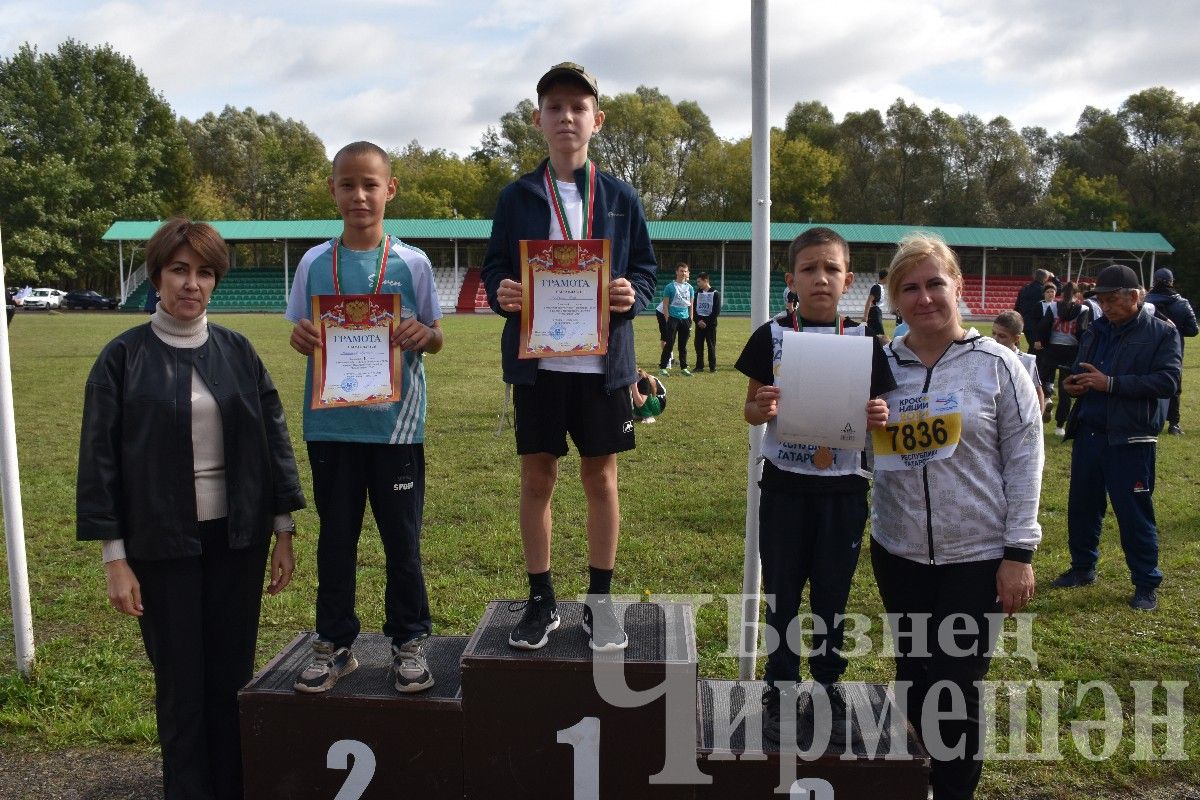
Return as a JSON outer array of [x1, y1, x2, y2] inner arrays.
[[116, 263, 1019, 321]]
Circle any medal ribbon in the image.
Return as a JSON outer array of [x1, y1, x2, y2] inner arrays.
[[331, 235, 390, 295], [792, 313, 844, 334], [545, 161, 595, 240]]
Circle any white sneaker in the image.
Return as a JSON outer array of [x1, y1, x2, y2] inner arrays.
[[641, 417, 656, 424], [1055, 427, 1065, 437]]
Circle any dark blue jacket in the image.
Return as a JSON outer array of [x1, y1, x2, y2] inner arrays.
[[1145, 287, 1198, 353], [1064, 305, 1182, 445], [482, 160, 657, 391]]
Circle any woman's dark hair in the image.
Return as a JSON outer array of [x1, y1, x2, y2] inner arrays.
[[146, 218, 230, 288]]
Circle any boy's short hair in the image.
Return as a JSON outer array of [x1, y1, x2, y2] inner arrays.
[[676, 262, 689, 272], [332, 141, 391, 174], [877, 269, 888, 280], [786, 226, 850, 270], [696, 271, 709, 280], [537, 62, 599, 107], [993, 310, 1024, 335], [886, 232, 962, 300], [146, 217, 229, 287]]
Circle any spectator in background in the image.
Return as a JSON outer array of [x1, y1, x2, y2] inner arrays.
[[863, 268, 888, 337], [659, 262, 693, 376], [630, 368, 667, 423], [1038, 282, 1091, 437], [1144, 268, 1198, 435], [692, 271, 720, 372], [1053, 264, 1181, 612], [992, 310, 1046, 417], [1014, 268, 1052, 351]]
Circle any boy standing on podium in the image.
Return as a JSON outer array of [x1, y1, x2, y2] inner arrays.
[[286, 141, 443, 694], [482, 63, 657, 653]]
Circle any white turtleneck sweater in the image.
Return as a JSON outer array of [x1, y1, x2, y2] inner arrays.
[[101, 309, 291, 562]]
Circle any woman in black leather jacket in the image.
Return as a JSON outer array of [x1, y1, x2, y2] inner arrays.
[[76, 218, 305, 800]]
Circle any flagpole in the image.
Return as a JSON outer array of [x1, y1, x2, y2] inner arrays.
[[740, 0, 770, 681], [0, 226, 35, 677]]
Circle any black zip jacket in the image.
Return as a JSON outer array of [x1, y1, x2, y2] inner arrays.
[[76, 323, 305, 560], [481, 159, 658, 392]]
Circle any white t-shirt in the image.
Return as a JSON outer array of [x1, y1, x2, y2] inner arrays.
[[540, 178, 603, 374]]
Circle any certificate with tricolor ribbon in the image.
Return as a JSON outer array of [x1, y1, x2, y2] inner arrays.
[[310, 294, 403, 409], [518, 239, 610, 359]]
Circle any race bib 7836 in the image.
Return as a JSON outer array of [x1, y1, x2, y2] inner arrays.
[[872, 391, 963, 470]]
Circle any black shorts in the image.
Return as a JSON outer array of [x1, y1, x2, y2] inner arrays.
[[514, 370, 635, 458]]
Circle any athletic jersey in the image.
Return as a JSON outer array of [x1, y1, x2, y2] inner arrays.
[[285, 237, 441, 444], [665, 280, 693, 320], [695, 287, 719, 320], [735, 313, 895, 493]]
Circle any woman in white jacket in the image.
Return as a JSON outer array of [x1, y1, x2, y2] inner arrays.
[[870, 233, 1043, 800]]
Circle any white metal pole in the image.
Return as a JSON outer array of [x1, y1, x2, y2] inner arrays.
[[740, 0, 770, 681], [0, 227, 35, 677], [283, 240, 290, 302], [720, 242, 726, 294], [118, 240, 125, 300], [981, 248, 988, 312], [454, 240, 460, 305]]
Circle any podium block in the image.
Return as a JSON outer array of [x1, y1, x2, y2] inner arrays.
[[240, 632, 468, 800], [695, 680, 930, 798], [461, 600, 699, 799]]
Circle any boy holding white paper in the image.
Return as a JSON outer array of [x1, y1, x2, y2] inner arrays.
[[734, 226, 894, 746]]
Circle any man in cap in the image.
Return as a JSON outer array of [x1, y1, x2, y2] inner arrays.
[[1052, 264, 1182, 611], [1144, 267, 1197, 435]]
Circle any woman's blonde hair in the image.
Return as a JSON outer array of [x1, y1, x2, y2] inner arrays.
[[885, 232, 963, 325]]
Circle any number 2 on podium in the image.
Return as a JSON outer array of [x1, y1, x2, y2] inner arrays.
[[327, 739, 376, 800]]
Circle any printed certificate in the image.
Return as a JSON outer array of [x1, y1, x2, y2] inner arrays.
[[776, 331, 873, 449], [310, 294, 402, 409], [518, 239, 610, 359]]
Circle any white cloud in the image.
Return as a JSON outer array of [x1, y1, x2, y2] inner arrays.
[[1, 0, 1198, 157]]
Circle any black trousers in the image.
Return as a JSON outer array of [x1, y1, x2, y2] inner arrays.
[[130, 520, 269, 800], [1042, 343, 1079, 425], [693, 321, 717, 370], [870, 541, 1002, 800], [759, 490, 867, 686], [660, 316, 691, 369], [308, 441, 431, 649]]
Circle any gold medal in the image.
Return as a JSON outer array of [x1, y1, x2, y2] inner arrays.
[[813, 447, 834, 469]]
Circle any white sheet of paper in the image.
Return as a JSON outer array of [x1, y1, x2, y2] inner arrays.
[[776, 331, 873, 449]]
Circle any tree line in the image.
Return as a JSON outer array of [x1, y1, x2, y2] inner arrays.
[[2, 40, 1198, 294]]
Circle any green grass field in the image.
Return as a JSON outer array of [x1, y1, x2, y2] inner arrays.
[[0, 311, 1197, 797]]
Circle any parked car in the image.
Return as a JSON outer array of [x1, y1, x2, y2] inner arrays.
[[62, 289, 119, 310], [23, 288, 66, 310]]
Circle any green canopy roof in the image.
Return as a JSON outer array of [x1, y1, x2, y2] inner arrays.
[[102, 219, 1173, 253]]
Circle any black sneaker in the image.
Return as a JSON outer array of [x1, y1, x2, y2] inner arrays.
[[582, 595, 629, 652], [1168, 424, 1183, 436], [802, 683, 848, 747], [508, 594, 560, 649], [294, 640, 358, 693], [1050, 568, 1097, 589], [762, 687, 781, 744], [1130, 588, 1158, 611], [393, 635, 435, 693]]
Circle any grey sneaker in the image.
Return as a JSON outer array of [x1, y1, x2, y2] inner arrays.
[[294, 640, 358, 693], [582, 595, 628, 653], [393, 636, 435, 693]]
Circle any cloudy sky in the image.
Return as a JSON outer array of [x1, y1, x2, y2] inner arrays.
[[2, 0, 1197, 157]]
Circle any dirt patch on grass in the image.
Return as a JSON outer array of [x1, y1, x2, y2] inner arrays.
[[0, 749, 161, 800]]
